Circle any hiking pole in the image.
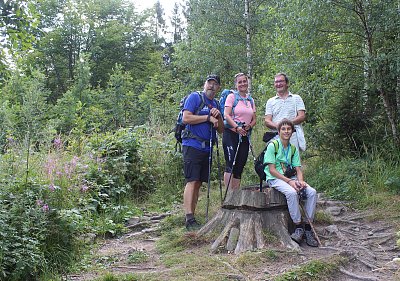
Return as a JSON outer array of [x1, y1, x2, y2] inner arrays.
[[205, 123, 213, 222], [248, 140, 262, 192], [298, 195, 322, 246], [248, 138, 256, 160], [223, 134, 242, 202], [215, 133, 223, 205]]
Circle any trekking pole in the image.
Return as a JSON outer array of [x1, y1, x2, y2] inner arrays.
[[298, 196, 322, 246], [223, 134, 242, 202], [248, 138, 256, 160], [248, 140, 263, 192], [215, 133, 223, 205], [205, 123, 213, 222]]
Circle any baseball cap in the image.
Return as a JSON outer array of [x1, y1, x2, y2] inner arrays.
[[206, 74, 220, 85]]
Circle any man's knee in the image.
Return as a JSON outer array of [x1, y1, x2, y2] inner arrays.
[[185, 181, 201, 190], [307, 186, 317, 196], [286, 188, 298, 199]]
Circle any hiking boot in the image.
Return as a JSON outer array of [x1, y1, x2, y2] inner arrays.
[[305, 230, 319, 247], [185, 218, 201, 231], [290, 227, 304, 244]]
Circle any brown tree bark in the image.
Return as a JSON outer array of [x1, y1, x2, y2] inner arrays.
[[198, 185, 300, 254]]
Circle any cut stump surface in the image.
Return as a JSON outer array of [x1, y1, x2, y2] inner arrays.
[[198, 184, 300, 254]]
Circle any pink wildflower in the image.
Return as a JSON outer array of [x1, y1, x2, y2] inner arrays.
[[49, 183, 55, 192], [42, 204, 49, 212], [53, 137, 62, 150], [36, 199, 43, 206], [80, 184, 89, 192]]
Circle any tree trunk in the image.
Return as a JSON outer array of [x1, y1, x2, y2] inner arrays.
[[244, 0, 253, 93], [198, 185, 300, 254]]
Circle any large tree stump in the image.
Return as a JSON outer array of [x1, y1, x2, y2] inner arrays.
[[198, 184, 300, 254]]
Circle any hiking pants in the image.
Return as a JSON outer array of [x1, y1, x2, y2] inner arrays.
[[268, 179, 317, 224], [222, 128, 249, 179]]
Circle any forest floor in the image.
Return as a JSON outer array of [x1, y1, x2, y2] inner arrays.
[[68, 194, 400, 281]]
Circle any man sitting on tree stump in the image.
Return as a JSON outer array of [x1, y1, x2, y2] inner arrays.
[[264, 119, 318, 247]]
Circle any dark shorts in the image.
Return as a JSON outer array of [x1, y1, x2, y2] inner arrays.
[[182, 145, 211, 183], [222, 129, 249, 179]]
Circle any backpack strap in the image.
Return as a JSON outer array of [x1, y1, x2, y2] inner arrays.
[[272, 139, 296, 164], [194, 91, 206, 115], [232, 91, 254, 108], [231, 91, 255, 118], [290, 143, 296, 160], [272, 139, 279, 157], [181, 91, 215, 147]]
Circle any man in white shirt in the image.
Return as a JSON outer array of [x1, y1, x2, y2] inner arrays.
[[264, 73, 306, 150]]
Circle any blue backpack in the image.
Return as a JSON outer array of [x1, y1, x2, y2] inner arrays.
[[174, 92, 205, 144], [219, 89, 254, 128]]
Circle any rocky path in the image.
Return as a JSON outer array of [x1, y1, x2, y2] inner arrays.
[[68, 197, 400, 281]]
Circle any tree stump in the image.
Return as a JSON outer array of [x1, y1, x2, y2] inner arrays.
[[197, 184, 300, 254]]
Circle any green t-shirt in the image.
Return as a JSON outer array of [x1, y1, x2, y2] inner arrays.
[[263, 139, 301, 180]]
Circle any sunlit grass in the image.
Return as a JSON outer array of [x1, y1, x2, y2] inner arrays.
[[273, 254, 348, 281]]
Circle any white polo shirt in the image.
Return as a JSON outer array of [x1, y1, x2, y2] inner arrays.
[[264, 92, 305, 132]]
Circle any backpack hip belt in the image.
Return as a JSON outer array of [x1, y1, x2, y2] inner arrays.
[[181, 128, 215, 148]]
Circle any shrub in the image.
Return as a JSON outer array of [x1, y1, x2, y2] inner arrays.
[[85, 128, 155, 205], [0, 182, 80, 280]]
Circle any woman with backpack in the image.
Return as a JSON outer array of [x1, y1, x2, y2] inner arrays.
[[222, 73, 256, 191]]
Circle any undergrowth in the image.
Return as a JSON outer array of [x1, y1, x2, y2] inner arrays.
[[273, 254, 348, 281], [305, 149, 400, 213]]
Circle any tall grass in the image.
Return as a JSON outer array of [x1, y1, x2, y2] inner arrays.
[[304, 146, 400, 212]]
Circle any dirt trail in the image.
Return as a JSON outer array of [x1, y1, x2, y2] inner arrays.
[[68, 197, 400, 281]]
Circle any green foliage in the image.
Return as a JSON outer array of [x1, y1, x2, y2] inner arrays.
[[305, 148, 400, 207], [127, 250, 149, 264], [0, 182, 80, 280], [95, 272, 141, 281], [274, 255, 347, 281], [384, 177, 400, 195], [314, 211, 333, 225], [86, 128, 155, 203], [0, 128, 152, 279], [0, 0, 40, 53], [235, 250, 280, 268], [28, 0, 160, 100], [0, 68, 50, 145]]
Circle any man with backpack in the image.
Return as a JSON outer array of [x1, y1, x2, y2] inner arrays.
[[182, 75, 224, 231], [264, 119, 318, 247], [264, 73, 306, 150]]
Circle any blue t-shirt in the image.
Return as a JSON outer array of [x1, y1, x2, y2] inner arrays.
[[182, 91, 219, 152]]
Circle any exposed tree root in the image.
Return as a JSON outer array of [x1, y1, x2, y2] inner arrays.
[[339, 268, 379, 281]]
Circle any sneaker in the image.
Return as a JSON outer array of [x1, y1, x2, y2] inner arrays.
[[305, 230, 319, 247], [185, 218, 201, 231], [290, 227, 304, 244]]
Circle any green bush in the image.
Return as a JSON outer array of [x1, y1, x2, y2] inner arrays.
[[0, 183, 80, 280], [85, 128, 155, 204]]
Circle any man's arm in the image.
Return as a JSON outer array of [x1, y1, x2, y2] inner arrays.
[[292, 110, 306, 125], [183, 110, 208, 125], [209, 107, 224, 134], [294, 166, 307, 190], [264, 114, 278, 130], [183, 108, 224, 134], [268, 163, 300, 192]]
